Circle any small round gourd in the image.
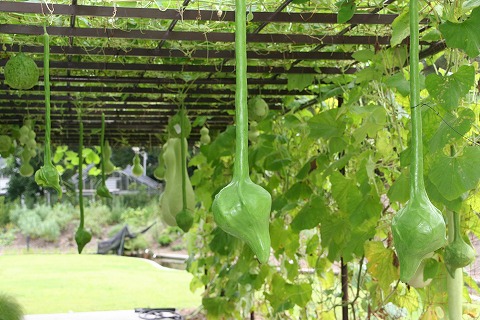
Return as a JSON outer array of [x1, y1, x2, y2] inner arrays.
[[4, 53, 39, 90]]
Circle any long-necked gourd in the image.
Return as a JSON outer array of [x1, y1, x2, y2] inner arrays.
[[103, 140, 115, 174], [159, 111, 195, 228], [34, 26, 62, 199], [444, 211, 475, 277], [96, 113, 112, 199], [211, 0, 272, 264], [391, 0, 446, 284], [175, 107, 194, 232], [75, 121, 92, 253], [132, 154, 144, 177]]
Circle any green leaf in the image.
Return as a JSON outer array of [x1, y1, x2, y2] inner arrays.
[[308, 109, 345, 140], [337, 0, 356, 23], [330, 171, 362, 213], [285, 182, 313, 201], [291, 196, 328, 232], [364, 241, 399, 292], [352, 49, 375, 62], [266, 274, 312, 313], [439, 7, 480, 58], [287, 73, 315, 91], [387, 170, 410, 203], [428, 146, 480, 201], [385, 72, 410, 96], [390, 10, 410, 46], [428, 108, 476, 152], [425, 65, 475, 111], [270, 219, 299, 258]]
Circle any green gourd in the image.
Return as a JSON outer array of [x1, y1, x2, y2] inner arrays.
[[391, 0, 446, 284], [103, 140, 115, 174], [75, 121, 92, 253], [154, 149, 165, 180], [158, 138, 195, 226], [174, 107, 194, 232], [4, 52, 39, 90], [212, 0, 272, 264], [247, 96, 269, 122], [199, 126, 211, 145], [18, 120, 37, 177], [444, 212, 475, 277], [96, 113, 112, 199], [132, 154, 143, 177], [34, 27, 62, 199]]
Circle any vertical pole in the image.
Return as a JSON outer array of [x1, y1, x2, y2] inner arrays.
[[341, 257, 349, 320]]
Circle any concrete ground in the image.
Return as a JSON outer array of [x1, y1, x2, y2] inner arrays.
[[24, 310, 146, 320]]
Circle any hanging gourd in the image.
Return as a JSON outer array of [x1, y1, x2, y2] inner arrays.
[[199, 126, 211, 145], [4, 52, 39, 90], [103, 140, 115, 174], [158, 111, 195, 229], [391, 0, 446, 284], [96, 113, 112, 199], [153, 149, 165, 180], [247, 96, 269, 122], [175, 106, 194, 232], [444, 211, 475, 277], [132, 154, 144, 177], [34, 27, 62, 199], [75, 120, 92, 253], [211, 0, 272, 264]]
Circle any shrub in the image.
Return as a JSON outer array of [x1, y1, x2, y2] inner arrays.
[[157, 234, 173, 247], [0, 225, 18, 246], [0, 196, 13, 227], [0, 293, 24, 320]]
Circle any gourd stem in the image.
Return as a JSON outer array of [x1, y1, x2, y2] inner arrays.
[[447, 210, 463, 318], [233, 0, 249, 181], [453, 211, 461, 241], [43, 25, 51, 164], [409, 0, 426, 196], [100, 113, 106, 184], [180, 107, 188, 210], [78, 121, 85, 229]]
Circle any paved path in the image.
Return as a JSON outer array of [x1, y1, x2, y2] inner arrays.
[[25, 310, 141, 320]]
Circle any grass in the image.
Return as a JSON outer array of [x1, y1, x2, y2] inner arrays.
[[0, 254, 201, 314]]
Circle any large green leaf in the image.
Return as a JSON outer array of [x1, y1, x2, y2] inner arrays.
[[425, 66, 475, 111], [337, 0, 356, 23], [330, 171, 363, 213], [308, 109, 346, 140], [390, 10, 410, 46], [291, 196, 328, 232], [287, 73, 315, 91], [428, 146, 480, 200], [265, 274, 312, 313], [364, 241, 399, 292], [425, 65, 475, 111], [428, 108, 476, 152], [439, 7, 480, 58]]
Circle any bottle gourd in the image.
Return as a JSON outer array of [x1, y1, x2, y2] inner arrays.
[[96, 113, 112, 199], [391, 0, 446, 285], [34, 27, 62, 199], [212, 0, 272, 264]]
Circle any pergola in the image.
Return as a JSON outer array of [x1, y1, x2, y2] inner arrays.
[[0, 0, 445, 147]]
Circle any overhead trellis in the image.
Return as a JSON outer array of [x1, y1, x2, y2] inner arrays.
[[0, 0, 446, 146]]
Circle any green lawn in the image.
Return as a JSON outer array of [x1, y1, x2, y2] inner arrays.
[[0, 254, 201, 314]]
